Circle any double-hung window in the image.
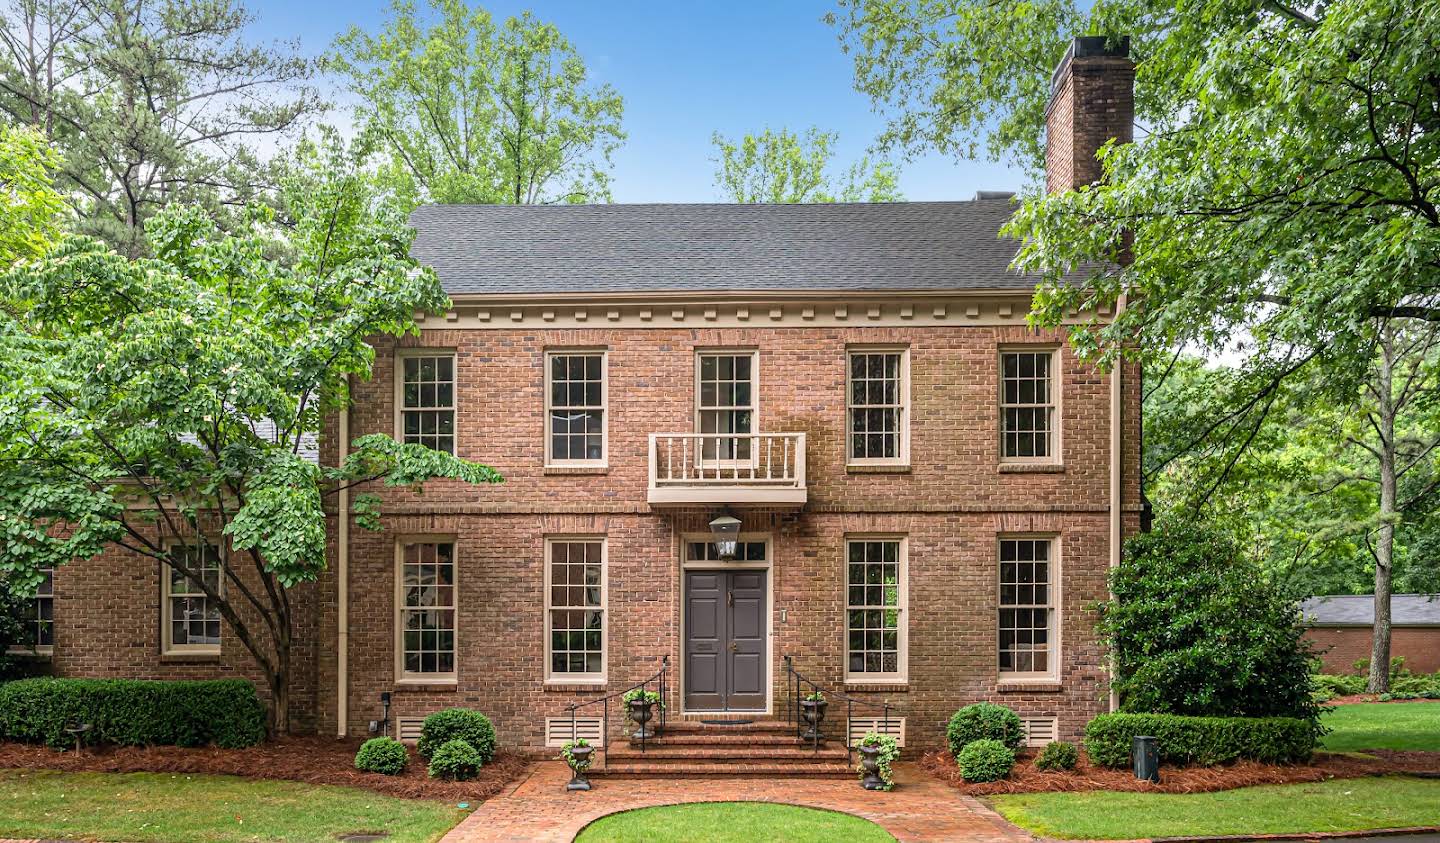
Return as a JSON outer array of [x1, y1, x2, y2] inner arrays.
[[397, 540, 457, 680], [1000, 350, 1058, 461], [9, 568, 54, 655], [164, 544, 222, 654], [696, 351, 757, 462], [546, 539, 606, 682], [998, 537, 1056, 677], [399, 353, 456, 454], [845, 538, 907, 682], [546, 352, 606, 465], [847, 349, 908, 465]]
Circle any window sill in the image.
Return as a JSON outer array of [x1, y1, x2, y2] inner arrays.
[[393, 678, 459, 692], [998, 463, 1065, 474], [846, 464, 911, 475], [6, 648, 52, 660], [996, 680, 1063, 693], [543, 680, 608, 693], [544, 465, 609, 475], [160, 651, 221, 664], [843, 682, 909, 693]]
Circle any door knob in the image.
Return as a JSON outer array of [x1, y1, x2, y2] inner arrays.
[[729, 641, 737, 652]]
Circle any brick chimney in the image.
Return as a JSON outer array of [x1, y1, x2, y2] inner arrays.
[[1045, 36, 1134, 194]]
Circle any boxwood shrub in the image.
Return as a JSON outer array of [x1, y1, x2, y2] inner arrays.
[[354, 737, 409, 775], [1084, 713, 1316, 768], [417, 708, 496, 762], [946, 702, 1024, 757], [0, 678, 266, 750], [957, 738, 1015, 782], [427, 738, 481, 780], [1035, 740, 1080, 772]]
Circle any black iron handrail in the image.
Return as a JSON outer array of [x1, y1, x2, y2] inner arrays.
[[783, 654, 903, 760], [563, 655, 669, 763]]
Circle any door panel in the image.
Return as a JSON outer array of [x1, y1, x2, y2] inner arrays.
[[684, 569, 768, 711]]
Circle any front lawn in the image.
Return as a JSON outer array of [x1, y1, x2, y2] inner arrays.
[[574, 802, 895, 843], [990, 776, 1440, 840], [0, 769, 466, 843], [1321, 701, 1440, 752]]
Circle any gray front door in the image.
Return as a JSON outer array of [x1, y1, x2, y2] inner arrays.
[[684, 570, 767, 711]]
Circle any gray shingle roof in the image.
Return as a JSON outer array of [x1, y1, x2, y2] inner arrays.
[[1301, 594, 1440, 627], [409, 200, 1037, 295]]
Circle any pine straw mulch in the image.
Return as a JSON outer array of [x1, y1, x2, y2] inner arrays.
[[0, 736, 529, 803], [919, 747, 1440, 796], [1330, 694, 1440, 705]]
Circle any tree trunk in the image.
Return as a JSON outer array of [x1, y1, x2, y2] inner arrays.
[[1368, 329, 1398, 694]]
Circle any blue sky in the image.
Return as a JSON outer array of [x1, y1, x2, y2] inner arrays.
[[247, 0, 1027, 203]]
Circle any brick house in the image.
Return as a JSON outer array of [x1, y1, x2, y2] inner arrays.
[[1302, 594, 1440, 675], [21, 38, 1141, 762]]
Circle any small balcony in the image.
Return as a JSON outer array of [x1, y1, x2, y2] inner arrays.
[[648, 433, 807, 507]]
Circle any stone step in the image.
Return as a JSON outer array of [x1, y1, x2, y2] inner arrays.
[[662, 719, 796, 734], [632, 731, 834, 747], [595, 760, 854, 778], [605, 744, 850, 762]]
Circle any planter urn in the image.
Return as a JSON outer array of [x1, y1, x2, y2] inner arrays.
[[858, 744, 885, 791], [565, 744, 594, 791], [627, 699, 657, 742], [800, 699, 828, 743]]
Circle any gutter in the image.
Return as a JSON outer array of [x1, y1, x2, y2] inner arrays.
[[1108, 294, 1127, 713], [337, 375, 350, 736]]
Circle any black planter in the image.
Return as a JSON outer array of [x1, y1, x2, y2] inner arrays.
[[565, 744, 593, 791], [627, 699, 657, 741], [800, 699, 827, 743], [858, 744, 885, 790]]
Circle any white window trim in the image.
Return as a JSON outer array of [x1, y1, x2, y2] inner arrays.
[[162, 542, 222, 656], [997, 534, 1061, 682], [845, 346, 911, 467], [998, 346, 1062, 464], [843, 535, 909, 684], [394, 348, 458, 454], [694, 349, 760, 468], [8, 567, 54, 657], [544, 349, 608, 468], [544, 536, 608, 685], [393, 536, 459, 684]]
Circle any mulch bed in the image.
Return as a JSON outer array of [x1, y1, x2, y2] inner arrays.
[[919, 747, 1440, 796], [0, 736, 529, 803]]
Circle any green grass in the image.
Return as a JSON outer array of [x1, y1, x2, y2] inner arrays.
[[574, 802, 896, 843], [990, 776, 1440, 840], [0, 769, 466, 843], [1321, 701, 1440, 752]]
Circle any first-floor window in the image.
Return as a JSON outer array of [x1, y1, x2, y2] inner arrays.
[[845, 538, 906, 681], [546, 539, 605, 681], [999, 537, 1055, 676], [398, 541, 457, 679], [10, 568, 54, 654], [164, 544, 221, 653]]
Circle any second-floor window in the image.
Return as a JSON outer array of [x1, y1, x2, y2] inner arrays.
[[847, 349, 908, 464], [1000, 350, 1058, 461], [400, 353, 456, 454], [697, 351, 756, 462], [547, 352, 606, 465]]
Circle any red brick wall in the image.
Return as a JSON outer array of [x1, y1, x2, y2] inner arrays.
[[1306, 627, 1440, 675]]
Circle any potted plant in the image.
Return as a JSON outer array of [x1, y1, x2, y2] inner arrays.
[[561, 738, 594, 791], [622, 688, 662, 741], [856, 731, 900, 791], [799, 690, 827, 743]]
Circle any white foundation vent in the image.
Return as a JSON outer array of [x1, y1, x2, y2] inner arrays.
[[396, 717, 425, 744], [546, 716, 605, 748], [1022, 717, 1059, 747], [847, 716, 906, 747]]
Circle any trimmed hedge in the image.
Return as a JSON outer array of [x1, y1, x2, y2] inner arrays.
[[946, 702, 1024, 757], [0, 678, 266, 750], [1084, 713, 1316, 768], [417, 708, 496, 763]]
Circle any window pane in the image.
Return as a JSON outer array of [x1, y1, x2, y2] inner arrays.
[[1000, 351, 1055, 460], [548, 541, 604, 675], [846, 540, 902, 676], [400, 542, 456, 675], [998, 539, 1053, 674]]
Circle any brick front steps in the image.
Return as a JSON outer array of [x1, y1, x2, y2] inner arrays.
[[596, 719, 854, 778]]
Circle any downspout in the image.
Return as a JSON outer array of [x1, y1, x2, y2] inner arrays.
[[1107, 294, 1127, 713], [337, 375, 351, 736]]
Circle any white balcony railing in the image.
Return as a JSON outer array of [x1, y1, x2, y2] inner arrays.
[[647, 433, 807, 506]]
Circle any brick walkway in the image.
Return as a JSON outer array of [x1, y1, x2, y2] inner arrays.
[[440, 760, 1031, 842]]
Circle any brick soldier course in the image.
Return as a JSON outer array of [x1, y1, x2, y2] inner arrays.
[[31, 37, 1141, 764]]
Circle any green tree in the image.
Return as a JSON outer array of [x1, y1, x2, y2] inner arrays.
[[711, 126, 902, 203], [834, 0, 1440, 692], [1100, 518, 1322, 726], [0, 125, 63, 265], [0, 0, 320, 256], [0, 131, 501, 732], [330, 0, 624, 207]]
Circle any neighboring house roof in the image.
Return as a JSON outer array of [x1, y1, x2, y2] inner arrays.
[[1301, 594, 1440, 627], [409, 200, 1040, 296]]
